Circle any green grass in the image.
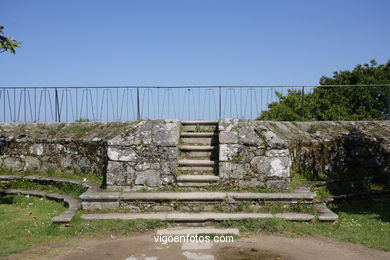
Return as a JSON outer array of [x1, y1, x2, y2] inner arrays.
[[0, 195, 167, 257], [0, 167, 103, 185], [218, 197, 390, 251]]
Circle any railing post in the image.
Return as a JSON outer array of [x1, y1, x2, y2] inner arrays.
[[54, 88, 60, 122], [136, 87, 141, 120], [218, 86, 222, 119], [387, 85, 390, 119], [301, 86, 305, 121]]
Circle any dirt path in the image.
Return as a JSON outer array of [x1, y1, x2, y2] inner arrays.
[[9, 232, 390, 260]]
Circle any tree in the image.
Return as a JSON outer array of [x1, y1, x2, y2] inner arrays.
[[0, 26, 21, 54], [258, 60, 390, 120]]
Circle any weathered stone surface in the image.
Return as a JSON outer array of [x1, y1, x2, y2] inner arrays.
[[107, 146, 137, 162], [29, 144, 44, 155], [219, 144, 240, 161], [250, 156, 291, 178], [134, 170, 161, 187], [24, 156, 40, 170], [3, 157, 23, 171], [265, 149, 290, 157], [266, 179, 290, 191], [152, 120, 180, 146], [219, 131, 239, 144], [106, 161, 135, 186], [219, 163, 244, 179]]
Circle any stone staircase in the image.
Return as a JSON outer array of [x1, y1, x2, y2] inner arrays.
[[78, 120, 338, 223], [177, 121, 220, 187]]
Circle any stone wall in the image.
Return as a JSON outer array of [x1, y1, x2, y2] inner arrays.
[[219, 119, 390, 191], [0, 122, 117, 176], [0, 120, 180, 190], [1, 120, 389, 192], [105, 120, 180, 190]]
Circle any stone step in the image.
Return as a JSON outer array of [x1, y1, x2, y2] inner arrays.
[[81, 191, 315, 201], [179, 145, 216, 151], [182, 124, 218, 133], [177, 166, 218, 175], [180, 150, 217, 159], [179, 145, 218, 159], [81, 212, 316, 222], [316, 203, 339, 222], [180, 133, 218, 145], [181, 121, 218, 125], [178, 160, 218, 167], [176, 182, 214, 187], [80, 191, 316, 211], [81, 191, 316, 212], [181, 132, 218, 137], [176, 175, 220, 182], [181, 137, 218, 145], [176, 175, 219, 187]]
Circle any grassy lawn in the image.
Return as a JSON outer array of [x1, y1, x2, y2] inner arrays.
[[218, 197, 390, 251], [0, 195, 167, 257], [1, 195, 389, 257]]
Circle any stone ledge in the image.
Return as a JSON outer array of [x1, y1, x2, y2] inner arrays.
[[231, 192, 315, 200], [80, 191, 316, 202], [315, 203, 339, 222], [119, 192, 227, 201], [81, 212, 320, 222]]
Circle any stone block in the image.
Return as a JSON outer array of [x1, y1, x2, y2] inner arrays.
[[3, 157, 23, 171], [219, 162, 244, 179], [29, 144, 44, 155], [24, 156, 41, 170], [250, 156, 291, 178], [107, 146, 137, 162], [152, 120, 180, 146], [219, 144, 240, 161], [266, 179, 290, 191], [219, 131, 239, 144], [134, 170, 161, 187], [106, 161, 135, 186]]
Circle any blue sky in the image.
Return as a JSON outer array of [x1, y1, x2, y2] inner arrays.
[[1, 0, 390, 87]]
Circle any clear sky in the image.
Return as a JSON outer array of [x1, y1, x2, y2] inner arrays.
[[1, 0, 390, 87]]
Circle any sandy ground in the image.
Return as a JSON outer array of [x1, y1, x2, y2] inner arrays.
[[8, 232, 390, 260]]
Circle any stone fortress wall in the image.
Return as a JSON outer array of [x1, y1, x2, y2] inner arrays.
[[0, 120, 389, 191]]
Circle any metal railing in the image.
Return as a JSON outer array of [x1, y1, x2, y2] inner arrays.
[[0, 85, 389, 122]]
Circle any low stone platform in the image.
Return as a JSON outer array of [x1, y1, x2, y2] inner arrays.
[[80, 191, 316, 212], [81, 212, 319, 222]]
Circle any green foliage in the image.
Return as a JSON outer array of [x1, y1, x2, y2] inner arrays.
[[0, 26, 21, 54], [231, 154, 243, 163], [258, 60, 390, 120]]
